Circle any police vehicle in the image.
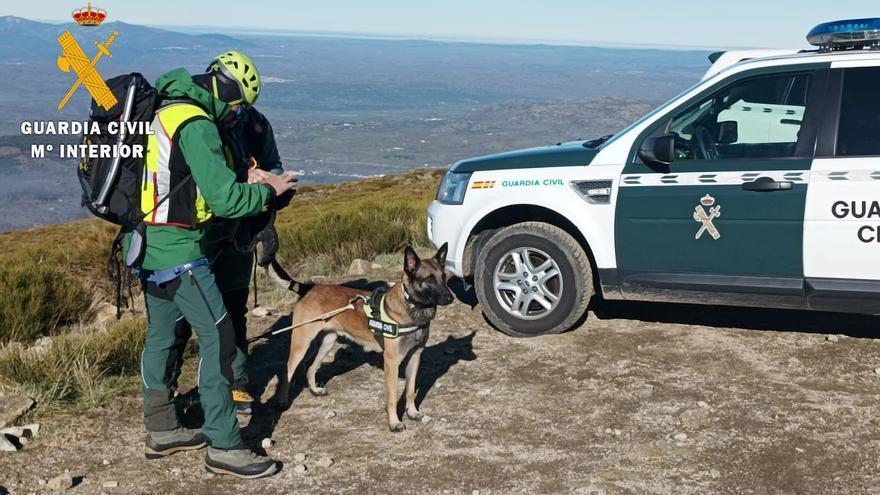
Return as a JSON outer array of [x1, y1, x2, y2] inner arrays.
[[426, 19, 880, 336]]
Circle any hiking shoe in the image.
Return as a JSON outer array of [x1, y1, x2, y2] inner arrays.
[[144, 428, 208, 460], [204, 446, 280, 479], [232, 386, 254, 415], [232, 387, 254, 404]]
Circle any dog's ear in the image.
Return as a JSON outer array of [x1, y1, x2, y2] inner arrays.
[[404, 245, 420, 275], [435, 242, 448, 265]]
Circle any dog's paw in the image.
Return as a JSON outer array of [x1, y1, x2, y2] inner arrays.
[[406, 410, 423, 421], [389, 423, 406, 433], [309, 387, 328, 397]]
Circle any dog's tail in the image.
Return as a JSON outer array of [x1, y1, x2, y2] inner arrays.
[[265, 258, 312, 298]]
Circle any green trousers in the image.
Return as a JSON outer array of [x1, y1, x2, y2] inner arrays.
[[171, 245, 253, 388], [142, 265, 241, 449]]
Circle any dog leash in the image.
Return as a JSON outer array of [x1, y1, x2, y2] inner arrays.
[[246, 294, 368, 344]]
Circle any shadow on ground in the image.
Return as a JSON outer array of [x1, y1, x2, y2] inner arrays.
[[239, 310, 477, 448], [591, 298, 880, 339]]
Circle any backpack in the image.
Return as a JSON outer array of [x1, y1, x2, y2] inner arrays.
[[77, 73, 160, 317], [77, 72, 157, 229]]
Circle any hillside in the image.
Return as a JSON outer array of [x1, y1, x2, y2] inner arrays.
[[0, 169, 443, 345]]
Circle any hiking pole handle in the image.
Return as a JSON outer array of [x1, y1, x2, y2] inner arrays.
[[95, 77, 138, 213]]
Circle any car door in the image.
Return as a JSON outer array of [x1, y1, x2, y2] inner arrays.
[[804, 64, 880, 313], [613, 67, 828, 307]]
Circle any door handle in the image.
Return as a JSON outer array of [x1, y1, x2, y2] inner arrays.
[[741, 177, 793, 192]]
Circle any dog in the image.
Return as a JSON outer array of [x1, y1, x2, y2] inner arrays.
[[266, 243, 454, 432]]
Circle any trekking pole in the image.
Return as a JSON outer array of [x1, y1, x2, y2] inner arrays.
[[94, 76, 138, 213]]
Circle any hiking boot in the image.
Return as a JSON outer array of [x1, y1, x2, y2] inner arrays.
[[204, 446, 280, 479], [144, 428, 208, 460], [232, 386, 254, 416]]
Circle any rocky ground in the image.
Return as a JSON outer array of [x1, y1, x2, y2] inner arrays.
[[3, 272, 880, 494]]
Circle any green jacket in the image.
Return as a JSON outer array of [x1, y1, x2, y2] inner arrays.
[[138, 68, 273, 271]]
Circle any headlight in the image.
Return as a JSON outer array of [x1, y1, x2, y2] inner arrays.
[[436, 171, 472, 205]]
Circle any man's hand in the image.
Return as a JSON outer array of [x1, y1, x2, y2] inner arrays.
[[247, 168, 272, 184], [259, 172, 299, 197]]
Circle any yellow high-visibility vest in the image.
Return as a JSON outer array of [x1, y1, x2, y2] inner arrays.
[[140, 102, 213, 227]]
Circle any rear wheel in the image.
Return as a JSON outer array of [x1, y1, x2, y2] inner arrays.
[[474, 222, 593, 337]]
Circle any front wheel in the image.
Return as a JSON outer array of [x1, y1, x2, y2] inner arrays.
[[474, 222, 593, 337]]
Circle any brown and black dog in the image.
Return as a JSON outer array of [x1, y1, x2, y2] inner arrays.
[[266, 244, 454, 432]]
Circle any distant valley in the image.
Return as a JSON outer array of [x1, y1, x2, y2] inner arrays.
[[0, 16, 708, 231]]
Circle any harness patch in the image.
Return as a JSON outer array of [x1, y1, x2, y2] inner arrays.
[[363, 287, 417, 339]]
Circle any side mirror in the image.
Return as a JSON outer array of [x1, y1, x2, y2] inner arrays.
[[638, 134, 675, 166], [718, 121, 738, 145]]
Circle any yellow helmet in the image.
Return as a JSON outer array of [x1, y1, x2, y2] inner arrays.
[[207, 51, 261, 106]]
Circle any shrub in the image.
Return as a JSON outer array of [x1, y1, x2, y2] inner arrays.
[[0, 319, 147, 410], [276, 202, 429, 270], [0, 255, 92, 344]]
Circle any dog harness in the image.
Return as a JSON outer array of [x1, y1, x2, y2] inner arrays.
[[245, 285, 422, 344], [363, 286, 421, 338]]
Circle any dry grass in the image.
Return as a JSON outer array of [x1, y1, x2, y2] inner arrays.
[[0, 319, 147, 411]]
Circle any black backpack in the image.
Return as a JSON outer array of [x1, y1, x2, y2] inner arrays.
[[77, 73, 157, 229]]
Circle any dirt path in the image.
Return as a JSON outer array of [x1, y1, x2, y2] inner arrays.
[[3, 280, 880, 494]]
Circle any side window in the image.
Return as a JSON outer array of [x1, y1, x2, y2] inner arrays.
[[837, 67, 880, 157], [666, 72, 813, 161]]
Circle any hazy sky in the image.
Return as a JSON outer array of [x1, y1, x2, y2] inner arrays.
[[11, 0, 880, 49]]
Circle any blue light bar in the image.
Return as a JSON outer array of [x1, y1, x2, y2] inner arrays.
[[807, 18, 880, 49]]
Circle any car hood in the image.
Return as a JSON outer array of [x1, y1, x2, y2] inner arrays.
[[450, 140, 599, 173]]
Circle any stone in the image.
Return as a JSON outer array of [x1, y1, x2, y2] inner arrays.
[[102, 459, 110, 466], [0, 434, 19, 452], [46, 474, 74, 490], [0, 424, 39, 440], [261, 437, 274, 449], [293, 452, 307, 463], [0, 395, 34, 429], [477, 388, 492, 397], [671, 432, 688, 441], [316, 456, 335, 468], [170, 468, 181, 476], [873, 368, 880, 375], [613, 429, 622, 436], [251, 306, 271, 317], [325, 410, 337, 419], [709, 469, 720, 479], [371, 263, 383, 270], [348, 259, 371, 276], [102, 481, 118, 488], [293, 464, 307, 475], [826, 335, 840, 342], [696, 401, 710, 409], [421, 414, 433, 424]]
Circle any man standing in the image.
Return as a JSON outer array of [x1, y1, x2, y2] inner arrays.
[[172, 51, 294, 415], [134, 64, 297, 479]]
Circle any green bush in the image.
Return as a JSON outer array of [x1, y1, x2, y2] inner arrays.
[[0, 319, 147, 410], [0, 255, 92, 344], [276, 202, 429, 270]]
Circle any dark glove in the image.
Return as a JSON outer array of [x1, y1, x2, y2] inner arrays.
[[272, 188, 296, 211], [254, 220, 279, 267], [233, 210, 276, 255]]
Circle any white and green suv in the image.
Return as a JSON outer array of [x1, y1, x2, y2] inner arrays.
[[427, 19, 880, 336]]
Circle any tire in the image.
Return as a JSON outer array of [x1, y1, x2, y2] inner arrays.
[[474, 222, 593, 337]]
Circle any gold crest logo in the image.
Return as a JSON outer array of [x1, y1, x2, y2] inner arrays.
[[56, 30, 118, 110], [693, 194, 721, 240]]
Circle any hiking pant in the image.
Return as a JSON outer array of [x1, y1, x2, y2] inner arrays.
[[172, 246, 253, 389], [142, 265, 242, 449]]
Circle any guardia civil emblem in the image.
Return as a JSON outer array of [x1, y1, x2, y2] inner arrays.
[[693, 194, 721, 240]]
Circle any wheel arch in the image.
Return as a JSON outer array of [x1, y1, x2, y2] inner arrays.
[[461, 204, 600, 290]]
